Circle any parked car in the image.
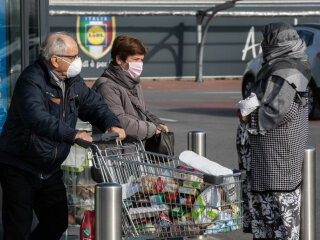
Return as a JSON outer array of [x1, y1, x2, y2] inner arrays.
[[242, 24, 320, 120]]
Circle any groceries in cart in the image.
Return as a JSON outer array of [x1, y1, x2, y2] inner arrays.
[[78, 133, 244, 238]]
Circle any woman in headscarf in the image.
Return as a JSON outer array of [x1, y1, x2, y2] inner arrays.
[[236, 22, 311, 239]]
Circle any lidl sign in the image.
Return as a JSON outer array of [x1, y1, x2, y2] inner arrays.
[[77, 16, 116, 60]]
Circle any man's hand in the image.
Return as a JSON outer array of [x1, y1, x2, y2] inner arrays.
[[156, 124, 169, 134], [74, 131, 92, 142], [106, 127, 126, 140], [237, 109, 250, 124]]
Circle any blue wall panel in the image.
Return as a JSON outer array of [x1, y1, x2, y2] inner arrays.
[[0, 0, 7, 133]]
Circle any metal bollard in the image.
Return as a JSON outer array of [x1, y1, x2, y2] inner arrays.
[[95, 183, 122, 240], [301, 146, 316, 240], [188, 130, 206, 157]]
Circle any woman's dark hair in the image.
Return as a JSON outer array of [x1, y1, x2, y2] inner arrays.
[[111, 35, 148, 62]]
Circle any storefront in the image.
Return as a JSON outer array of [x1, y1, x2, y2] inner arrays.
[[0, 0, 49, 133]]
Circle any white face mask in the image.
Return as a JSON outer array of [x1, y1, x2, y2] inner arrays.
[[58, 57, 82, 78], [126, 62, 143, 79]]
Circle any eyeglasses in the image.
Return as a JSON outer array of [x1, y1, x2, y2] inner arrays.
[[56, 54, 79, 60]]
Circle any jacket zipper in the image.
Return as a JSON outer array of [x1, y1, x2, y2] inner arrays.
[[51, 82, 77, 168], [63, 83, 77, 121], [40, 92, 57, 179]]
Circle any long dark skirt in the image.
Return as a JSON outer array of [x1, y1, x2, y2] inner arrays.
[[236, 123, 301, 240]]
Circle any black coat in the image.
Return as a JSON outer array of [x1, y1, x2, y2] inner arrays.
[[0, 59, 121, 179]]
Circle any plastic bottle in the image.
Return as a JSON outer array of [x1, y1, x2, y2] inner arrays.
[[80, 210, 95, 240]]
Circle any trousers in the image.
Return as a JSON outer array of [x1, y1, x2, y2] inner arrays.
[[0, 164, 68, 240]]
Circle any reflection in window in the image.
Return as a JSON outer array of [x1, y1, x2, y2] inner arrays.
[[29, 0, 40, 64], [5, 0, 21, 103]]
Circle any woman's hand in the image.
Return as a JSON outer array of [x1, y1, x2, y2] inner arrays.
[[159, 124, 169, 132], [156, 124, 169, 134], [237, 109, 250, 124], [106, 127, 126, 140]]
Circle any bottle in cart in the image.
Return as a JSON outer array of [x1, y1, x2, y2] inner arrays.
[[80, 210, 95, 240]]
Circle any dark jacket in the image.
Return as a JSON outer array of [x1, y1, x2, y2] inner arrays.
[[92, 63, 161, 140], [0, 59, 121, 179]]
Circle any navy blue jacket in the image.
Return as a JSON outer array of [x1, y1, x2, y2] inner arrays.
[[0, 59, 121, 179]]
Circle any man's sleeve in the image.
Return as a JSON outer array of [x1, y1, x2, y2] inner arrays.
[[77, 81, 122, 131], [16, 77, 78, 144]]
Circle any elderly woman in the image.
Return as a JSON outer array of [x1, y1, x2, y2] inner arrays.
[[92, 35, 168, 142], [236, 22, 311, 239]]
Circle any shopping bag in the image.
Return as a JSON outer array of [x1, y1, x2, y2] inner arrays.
[[145, 131, 174, 156]]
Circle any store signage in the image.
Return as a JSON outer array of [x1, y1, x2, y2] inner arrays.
[[76, 16, 116, 60]]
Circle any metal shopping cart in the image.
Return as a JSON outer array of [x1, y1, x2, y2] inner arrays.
[[76, 133, 245, 239]]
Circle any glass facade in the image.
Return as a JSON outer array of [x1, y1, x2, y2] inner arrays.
[[0, 0, 41, 133], [29, 0, 40, 64], [5, 0, 21, 103], [0, 0, 4, 133]]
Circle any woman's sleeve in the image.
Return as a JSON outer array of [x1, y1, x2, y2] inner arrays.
[[144, 109, 162, 125], [97, 85, 157, 140], [255, 75, 296, 131]]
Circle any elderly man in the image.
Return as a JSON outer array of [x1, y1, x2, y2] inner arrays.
[[0, 32, 125, 240]]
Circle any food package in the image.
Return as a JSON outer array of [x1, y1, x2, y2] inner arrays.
[[191, 185, 220, 224], [76, 182, 95, 200], [179, 187, 198, 196], [156, 212, 172, 232], [170, 207, 185, 218], [184, 220, 201, 235], [129, 197, 152, 208], [169, 221, 184, 237], [129, 205, 170, 220], [164, 192, 178, 204], [183, 180, 204, 190], [132, 217, 149, 225], [122, 176, 140, 200], [178, 194, 195, 208], [231, 204, 241, 219], [172, 166, 203, 183], [130, 222, 156, 234], [169, 220, 201, 237], [149, 194, 164, 205], [140, 176, 178, 194], [204, 222, 227, 234], [204, 219, 238, 234], [219, 209, 233, 221]]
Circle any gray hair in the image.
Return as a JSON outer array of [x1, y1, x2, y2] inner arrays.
[[40, 32, 73, 60]]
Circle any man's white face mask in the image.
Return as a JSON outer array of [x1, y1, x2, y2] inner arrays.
[[57, 56, 82, 78]]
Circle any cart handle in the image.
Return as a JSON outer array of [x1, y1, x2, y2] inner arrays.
[[203, 169, 246, 185], [75, 132, 119, 148]]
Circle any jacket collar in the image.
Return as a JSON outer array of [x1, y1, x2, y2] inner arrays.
[[37, 58, 80, 87]]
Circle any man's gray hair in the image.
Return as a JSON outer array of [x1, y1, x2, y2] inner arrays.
[[40, 32, 74, 60]]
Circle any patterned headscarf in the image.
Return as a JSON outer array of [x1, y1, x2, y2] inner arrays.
[[261, 22, 308, 64]]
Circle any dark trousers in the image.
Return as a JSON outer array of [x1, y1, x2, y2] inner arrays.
[[0, 164, 68, 240]]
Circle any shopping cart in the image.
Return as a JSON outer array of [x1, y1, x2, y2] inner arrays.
[[76, 133, 245, 239]]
